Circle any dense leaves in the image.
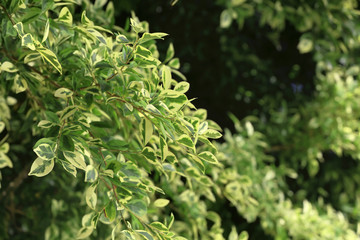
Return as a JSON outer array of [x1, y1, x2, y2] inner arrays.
[[1, 0, 360, 239]]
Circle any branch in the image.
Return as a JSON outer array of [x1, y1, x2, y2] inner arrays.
[[0, 4, 16, 25]]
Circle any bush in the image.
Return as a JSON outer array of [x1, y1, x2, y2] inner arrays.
[[1, 0, 360, 239]]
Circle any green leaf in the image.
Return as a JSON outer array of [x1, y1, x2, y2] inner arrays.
[[0, 143, 9, 153], [168, 94, 188, 111], [141, 118, 153, 145], [85, 165, 98, 182], [105, 201, 116, 222], [13, 22, 24, 37], [0, 122, 4, 133], [63, 151, 86, 170], [1, 61, 18, 72], [87, 29, 107, 45], [116, 34, 129, 43], [164, 43, 174, 63], [198, 121, 208, 135], [36, 45, 62, 74], [298, 37, 313, 54], [142, 147, 156, 163], [85, 184, 97, 209], [138, 32, 168, 45], [168, 213, 175, 229], [28, 157, 54, 177], [228, 226, 238, 240], [58, 7, 73, 25], [24, 53, 41, 64], [145, 104, 161, 115], [60, 134, 74, 151], [198, 151, 218, 164], [37, 120, 53, 128], [135, 230, 154, 240], [0, 153, 13, 169], [134, 45, 161, 67], [154, 198, 170, 208], [81, 212, 97, 228], [198, 136, 217, 153], [45, 111, 60, 124], [33, 143, 55, 160], [81, 11, 94, 26], [126, 199, 147, 217], [14, 74, 28, 93], [61, 160, 77, 177], [54, 87, 73, 99], [168, 58, 180, 69], [22, 33, 36, 50], [60, 105, 77, 120], [202, 129, 222, 139], [220, 9, 233, 28], [130, 17, 144, 33], [177, 135, 194, 149], [174, 82, 189, 94], [159, 136, 168, 161], [188, 154, 205, 173], [162, 65, 172, 89], [149, 222, 168, 231], [42, 19, 50, 43], [76, 227, 93, 239], [239, 231, 249, 240]]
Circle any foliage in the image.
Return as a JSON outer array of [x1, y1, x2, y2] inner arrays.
[[215, 0, 360, 238], [2, 0, 360, 239], [216, 119, 358, 239], [0, 0, 227, 239]]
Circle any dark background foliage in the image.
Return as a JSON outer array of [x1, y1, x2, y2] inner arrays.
[[113, 0, 316, 131]]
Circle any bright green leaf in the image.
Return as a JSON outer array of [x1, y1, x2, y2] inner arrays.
[[1, 61, 18, 73], [141, 118, 153, 145], [58, 7, 73, 25], [33, 143, 55, 160], [162, 65, 172, 89], [198, 151, 218, 164], [159, 136, 168, 161], [142, 147, 156, 163], [13, 22, 24, 37], [54, 87, 73, 99], [86, 184, 97, 209], [42, 19, 50, 43], [177, 135, 194, 149], [76, 227, 93, 239], [174, 82, 190, 94], [164, 43, 174, 63], [85, 165, 98, 182], [0, 153, 13, 169], [220, 9, 233, 28], [37, 45, 62, 74], [61, 160, 77, 177], [202, 129, 222, 139], [154, 198, 170, 208], [126, 199, 147, 217], [22, 33, 36, 50], [145, 104, 161, 115], [138, 32, 168, 45], [63, 151, 86, 170], [28, 157, 54, 177], [14, 74, 28, 93], [149, 222, 168, 231], [135, 230, 154, 240]]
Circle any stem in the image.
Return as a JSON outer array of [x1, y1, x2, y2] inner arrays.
[[0, 4, 16, 25]]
